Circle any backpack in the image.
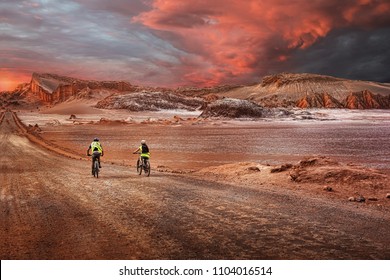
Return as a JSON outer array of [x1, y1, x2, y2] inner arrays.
[[141, 144, 149, 153]]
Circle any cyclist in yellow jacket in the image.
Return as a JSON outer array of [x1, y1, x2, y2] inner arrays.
[[87, 137, 104, 174], [133, 139, 150, 163]]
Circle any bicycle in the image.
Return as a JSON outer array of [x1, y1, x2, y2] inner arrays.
[[88, 152, 101, 178], [133, 152, 150, 176]]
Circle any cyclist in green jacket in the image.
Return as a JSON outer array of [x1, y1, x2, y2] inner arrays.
[[133, 139, 150, 163], [87, 137, 104, 174]]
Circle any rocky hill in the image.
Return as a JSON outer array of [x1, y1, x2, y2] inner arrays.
[[29, 73, 135, 103], [3, 72, 390, 111], [344, 90, 390, 109], [199, 98, 310, 119], [220, 73, 390, 109], [0, 83, 39, 109], [200, 98, 268, 118], [174, 85, 243, 97], [96, 91, 205, 111]]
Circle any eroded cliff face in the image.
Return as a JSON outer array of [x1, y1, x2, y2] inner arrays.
[[295, 90, 390, 109], [0, 82, 39, 109], [344, 90, 390, 109], [29, 73, 134, 103], [7, 72, 390, 110], [271, 74, 390, 109], [296, 93, 343, 109], [223, 73, 390, 109]]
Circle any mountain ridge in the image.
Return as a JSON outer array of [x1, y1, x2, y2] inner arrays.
[[2, 72, 390, 110], [219, 73, 390, 109]]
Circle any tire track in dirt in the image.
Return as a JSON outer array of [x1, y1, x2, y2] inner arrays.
[[0, 111, 5, 124], [0, 111, 159, 259], [10, 111, 87, 161], [129, 175, 390, 259]]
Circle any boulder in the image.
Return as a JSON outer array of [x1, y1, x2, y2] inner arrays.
[[270, 163, 293, 173], [356, 196, 366, 203], [96, 91, 204, 111], [200, 98, 267, 118], [323, 186, 333, 192], [247, 166, 260, 172]]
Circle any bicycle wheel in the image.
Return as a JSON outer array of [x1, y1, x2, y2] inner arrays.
[[92, 159, 96, 177], [136, 159, 142, 175], [94, 160, 99, 178], [144, 160, 150, 177]]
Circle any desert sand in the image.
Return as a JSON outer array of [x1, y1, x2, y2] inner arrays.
[[1, 102, 389, 259]]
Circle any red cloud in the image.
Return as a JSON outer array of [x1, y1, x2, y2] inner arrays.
[[0, 69, 31, 91], [135, 0, 390, 85]]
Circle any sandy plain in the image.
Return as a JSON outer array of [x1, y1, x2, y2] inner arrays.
[[1, 101, 389, 259]]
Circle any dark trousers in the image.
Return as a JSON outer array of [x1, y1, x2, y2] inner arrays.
[[141, 156, 149, 165], [92, 151, 101, 170]]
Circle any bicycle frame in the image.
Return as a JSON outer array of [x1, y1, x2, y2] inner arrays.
[[93, 158, 99, 178], [135, 153, 150, 176], [89, 153, 100, 178]]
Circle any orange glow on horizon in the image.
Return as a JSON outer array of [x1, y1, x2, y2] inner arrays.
[[0, 70, 31, 92]]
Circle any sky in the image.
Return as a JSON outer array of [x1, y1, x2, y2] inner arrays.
[[1, 0, 390, 91]]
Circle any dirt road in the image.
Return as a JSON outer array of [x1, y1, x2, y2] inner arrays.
[[0, 110, 389, 259]]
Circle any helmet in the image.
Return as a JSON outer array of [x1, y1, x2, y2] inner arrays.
[[94, 137, 99, 141], [141, 140, 146, 144]]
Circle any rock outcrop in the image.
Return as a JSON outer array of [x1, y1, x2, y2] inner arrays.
[[296, 90, 390, 109], [288, 157, 388, 189], [221, 73, 390, 109], [261, 73, 343, 88], [4, 72, 390, 111], [174, 85, 242, 97], [0, 83, 37, 109], [296, 92, 343, 108], [29, 73, 134, 103], [200, 98, 268, 118], [344, 90, 390, 109], [96, 91, 205, 111]]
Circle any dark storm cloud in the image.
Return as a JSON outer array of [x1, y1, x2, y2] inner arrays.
[[135, 0, 390, 85], [292, 28, 390, 82]]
